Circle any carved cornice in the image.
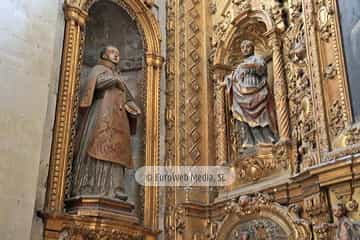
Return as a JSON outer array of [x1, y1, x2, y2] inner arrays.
[[63, 3, 88, 27]]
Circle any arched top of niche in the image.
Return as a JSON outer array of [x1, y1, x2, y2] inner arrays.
[[216, 195, 312, 240], [84, 0, 144, 71], [214, 9, 275, 66], [65, 0, 161, 55]]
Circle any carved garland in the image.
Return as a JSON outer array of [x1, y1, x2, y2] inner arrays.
[[45, 0, 163, 233]]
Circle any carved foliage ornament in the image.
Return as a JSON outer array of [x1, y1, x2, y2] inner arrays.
[[59, 224, 141, 240], [316, 0, 334, 42], [284, 0, 318, 171], [329, 100, 345, 138]]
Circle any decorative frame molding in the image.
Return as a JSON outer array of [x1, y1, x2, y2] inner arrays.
[[44, 0, 163, 235]]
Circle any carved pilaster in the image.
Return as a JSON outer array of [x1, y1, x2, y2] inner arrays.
[[165, 0, 177, 239], [304, 192, 331, 225], [303, 0, 330, 155], [45, 3, 87, 213], [214, 67, 229, 166]]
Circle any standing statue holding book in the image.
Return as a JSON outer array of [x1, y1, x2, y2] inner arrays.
[[71, 45, 141, 201], [220, 40, 278, 150]]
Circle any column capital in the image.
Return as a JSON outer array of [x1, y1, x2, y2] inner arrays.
[[64, 3, 88, 27], [145, 53, 164, 68]]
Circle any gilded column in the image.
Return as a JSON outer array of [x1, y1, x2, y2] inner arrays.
[[45, 4, 87, 213], [144, 53, 164, 230], [269, 33, 291, 142]]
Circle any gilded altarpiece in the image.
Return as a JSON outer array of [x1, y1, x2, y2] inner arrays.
[[44, 0, 360, 239], [165, 0, 360, 240]]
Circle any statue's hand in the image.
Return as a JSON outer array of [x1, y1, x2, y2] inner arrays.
[[125, 101, 141, 115]]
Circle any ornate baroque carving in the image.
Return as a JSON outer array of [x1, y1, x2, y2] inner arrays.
[[165, 0, 177, 238], [329, 100, 345, 138], [304, 192, 330, 225], [323, 63, 337, 80], [303, 0, 330, 154], [284, 1, 317, 171], [216, 194, 312, 240], [187, 0, 202, 164], [316, 0, 333, 42], [60, 224, 141, 240]]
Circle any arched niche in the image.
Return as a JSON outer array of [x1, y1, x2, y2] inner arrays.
[[44, 0, 163, 234], [212, 9, 292, 179], [77, 0, 145, 210], [216, 195, 312, 240]]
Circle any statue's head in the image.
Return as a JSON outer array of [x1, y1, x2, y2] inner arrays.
[[100, 45, 120, 65], [333, 203, 347, 218], [240, 40, 255, 57]]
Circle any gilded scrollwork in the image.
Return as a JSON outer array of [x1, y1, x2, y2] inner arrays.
[[270, 1, 285, 32], [59, 224, 141, 240], [345, 125, 360, 146], [329, 100, 345, 138], [316, 0, 334, 42], [324, 63, 337, 80], [232, 0, 251, 15], [332, 123, 360, 149], [304, 192, 331, 225], [283, 0, 318, 171]]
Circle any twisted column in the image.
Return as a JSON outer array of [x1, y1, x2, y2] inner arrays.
[[270, 33, 291, 142], [214, 66, 229, 166]]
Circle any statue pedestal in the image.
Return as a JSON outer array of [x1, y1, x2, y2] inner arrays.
[[42, 212, 159, 240], [42, 197, 159, 240], [65, 196, 138, 223], [216, 142, 293, 201]]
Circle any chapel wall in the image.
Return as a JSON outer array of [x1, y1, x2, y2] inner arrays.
[[0, 0, 65, 239]]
